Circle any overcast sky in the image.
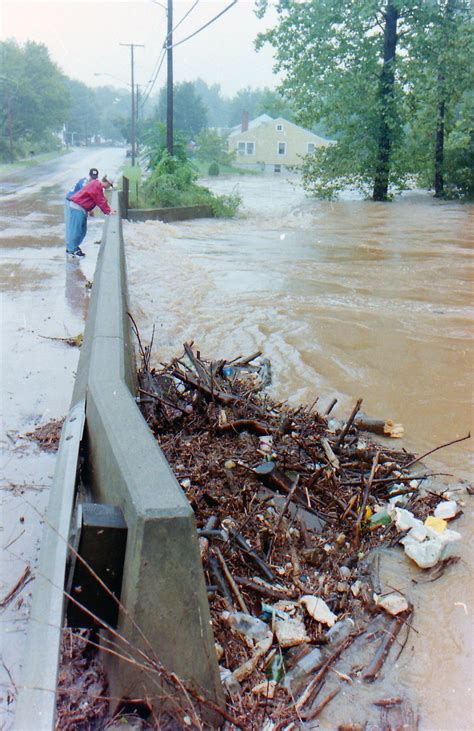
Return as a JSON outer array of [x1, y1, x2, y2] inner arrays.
[[1, 0, 281, 98]]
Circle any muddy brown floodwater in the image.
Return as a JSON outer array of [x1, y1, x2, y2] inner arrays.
[[124, 175, 473, 730]]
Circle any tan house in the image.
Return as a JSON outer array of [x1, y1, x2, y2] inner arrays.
[[227, 114, 331, 173]]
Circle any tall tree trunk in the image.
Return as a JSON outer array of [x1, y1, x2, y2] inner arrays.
[[372, 0, 399, 201], [434, 0, 454, 198], [434, 93, 445, 197]]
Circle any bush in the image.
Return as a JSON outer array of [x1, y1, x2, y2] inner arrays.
[[142, 152, 241, 216], [208, 161, 220, 176]]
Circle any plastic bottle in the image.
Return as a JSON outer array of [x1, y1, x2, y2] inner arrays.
[[282, 647, 323, 695], [223, 611, 270, 641], [220, 667, 241, 697]]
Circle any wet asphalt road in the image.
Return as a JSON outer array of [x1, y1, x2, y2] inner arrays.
[[0, 147, 125, 726]]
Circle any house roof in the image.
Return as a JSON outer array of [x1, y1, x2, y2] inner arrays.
[[228, 114, 331, 144], [228, 114, 275, 137]]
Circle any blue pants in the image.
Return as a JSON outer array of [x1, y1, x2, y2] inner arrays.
[[66, 207, 87, 252]]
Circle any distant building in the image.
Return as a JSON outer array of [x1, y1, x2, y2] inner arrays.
[[227, 113, 332, 173]]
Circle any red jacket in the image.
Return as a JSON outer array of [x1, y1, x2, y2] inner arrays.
[[70, 179, 111, 214]]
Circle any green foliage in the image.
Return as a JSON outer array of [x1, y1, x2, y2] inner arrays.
[[0, 39, 69, 161], [208, 161, 220, 176], [257, 0, 474, 200], [142, 151, 240, 216], [195, 129, 234, 165], [142, 121, 188, 170]]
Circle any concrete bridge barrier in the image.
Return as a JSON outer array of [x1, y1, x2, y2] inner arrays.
[[15, 195, 223, 729]]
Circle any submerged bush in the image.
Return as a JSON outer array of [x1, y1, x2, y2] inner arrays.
[[142, 152, 241, 216], [208, 161, 220, 176]]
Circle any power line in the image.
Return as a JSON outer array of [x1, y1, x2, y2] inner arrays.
[[168, 0, 238, 50], [171, 0, 200, 35], [140, 47, 166, 107]]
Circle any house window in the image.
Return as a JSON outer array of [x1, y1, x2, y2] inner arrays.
[[237, 141, 255, 155], [274, 164, 281, 173], [276, 124, 283, 131], [307, 143, 316, 154], [277, 142, 286, 156]]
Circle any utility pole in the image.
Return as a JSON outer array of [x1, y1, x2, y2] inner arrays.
[[120, 43, 144, 166], [166, 0, 173, 156]]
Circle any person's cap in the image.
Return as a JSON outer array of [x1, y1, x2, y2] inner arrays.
[[89, 168, 99, 179]]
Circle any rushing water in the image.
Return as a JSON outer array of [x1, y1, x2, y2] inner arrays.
[[124, 174, 473, 730]]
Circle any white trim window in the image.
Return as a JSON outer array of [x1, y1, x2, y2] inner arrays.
[[277, 142, 286, 156], [307, 142, 316, 154], [237, 141, 255, 156], [276, 123, 283, 132]]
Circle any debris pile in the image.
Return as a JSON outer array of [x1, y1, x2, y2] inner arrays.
[[136, 342, 465, 727], [56, 629, 108, 730], [24, 417, 64, 451]]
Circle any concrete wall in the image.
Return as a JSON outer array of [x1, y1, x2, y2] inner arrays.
[[75, 199, 223, 716], [15, 195, 223, 729], [126, 204, 214, 223]]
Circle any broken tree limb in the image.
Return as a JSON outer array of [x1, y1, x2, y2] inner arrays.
[[362, 609, 411, 682], [234, 576, 298, 601], [171, 368, 262, 414], [320, 437, 340, 470], [230, 529, 276, 582], [184, 342, 211, 387], [215, 548, 250, 614], [335, 399, 363, 450], [301, 687, 341, 721], [218, 419, 272, 436], [0, 566, 33, 608], [403, 433, 471, 470]]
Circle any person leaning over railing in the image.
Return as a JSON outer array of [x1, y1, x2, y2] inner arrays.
[[66, 175, 116, 258]]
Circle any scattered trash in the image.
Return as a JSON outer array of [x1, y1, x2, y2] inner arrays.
[[434, 500, 458, 520], [375, 592, 410, 616], [132, 341, 467, 726], [223, 611, 271, 641], [274, 617, 309, 647], [300, 595, 338, 626]]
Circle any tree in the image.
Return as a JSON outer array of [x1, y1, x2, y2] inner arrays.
[[402, 0, 473, 196], [64, 79, 99, 144], [257, 0, 473, 199], [195, 128, 234, 165], [155, 81, 207, 138], [193, 79, 229, 127], [0, 40, 69, 160], [257, 0, 412, 200]]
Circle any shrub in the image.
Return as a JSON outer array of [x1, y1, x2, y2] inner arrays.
[[208, 161, 220, 176]]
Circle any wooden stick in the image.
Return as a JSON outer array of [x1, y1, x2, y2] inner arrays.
[[266, 475, 300, 560], [325, 398, 338, 416], [335, 399, 363, 449], [0, 566, 32, 608], [215, 548, 249, 614], [403, 433, 471, 469], [301, 687, 340, 721], [320, 437, 340, 469], [362, 611, 410, 682], [234, 576, 297, 601]]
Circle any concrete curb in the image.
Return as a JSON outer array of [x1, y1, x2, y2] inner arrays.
[[126, 204, 214, 223], [15, 194, 223, 728], [14, 401, 86, 730]]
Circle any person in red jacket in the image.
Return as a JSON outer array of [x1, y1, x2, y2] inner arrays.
[[66, 175, 115, 257]]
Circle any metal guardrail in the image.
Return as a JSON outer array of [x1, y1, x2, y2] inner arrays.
[[15, 194, 223, 729]]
